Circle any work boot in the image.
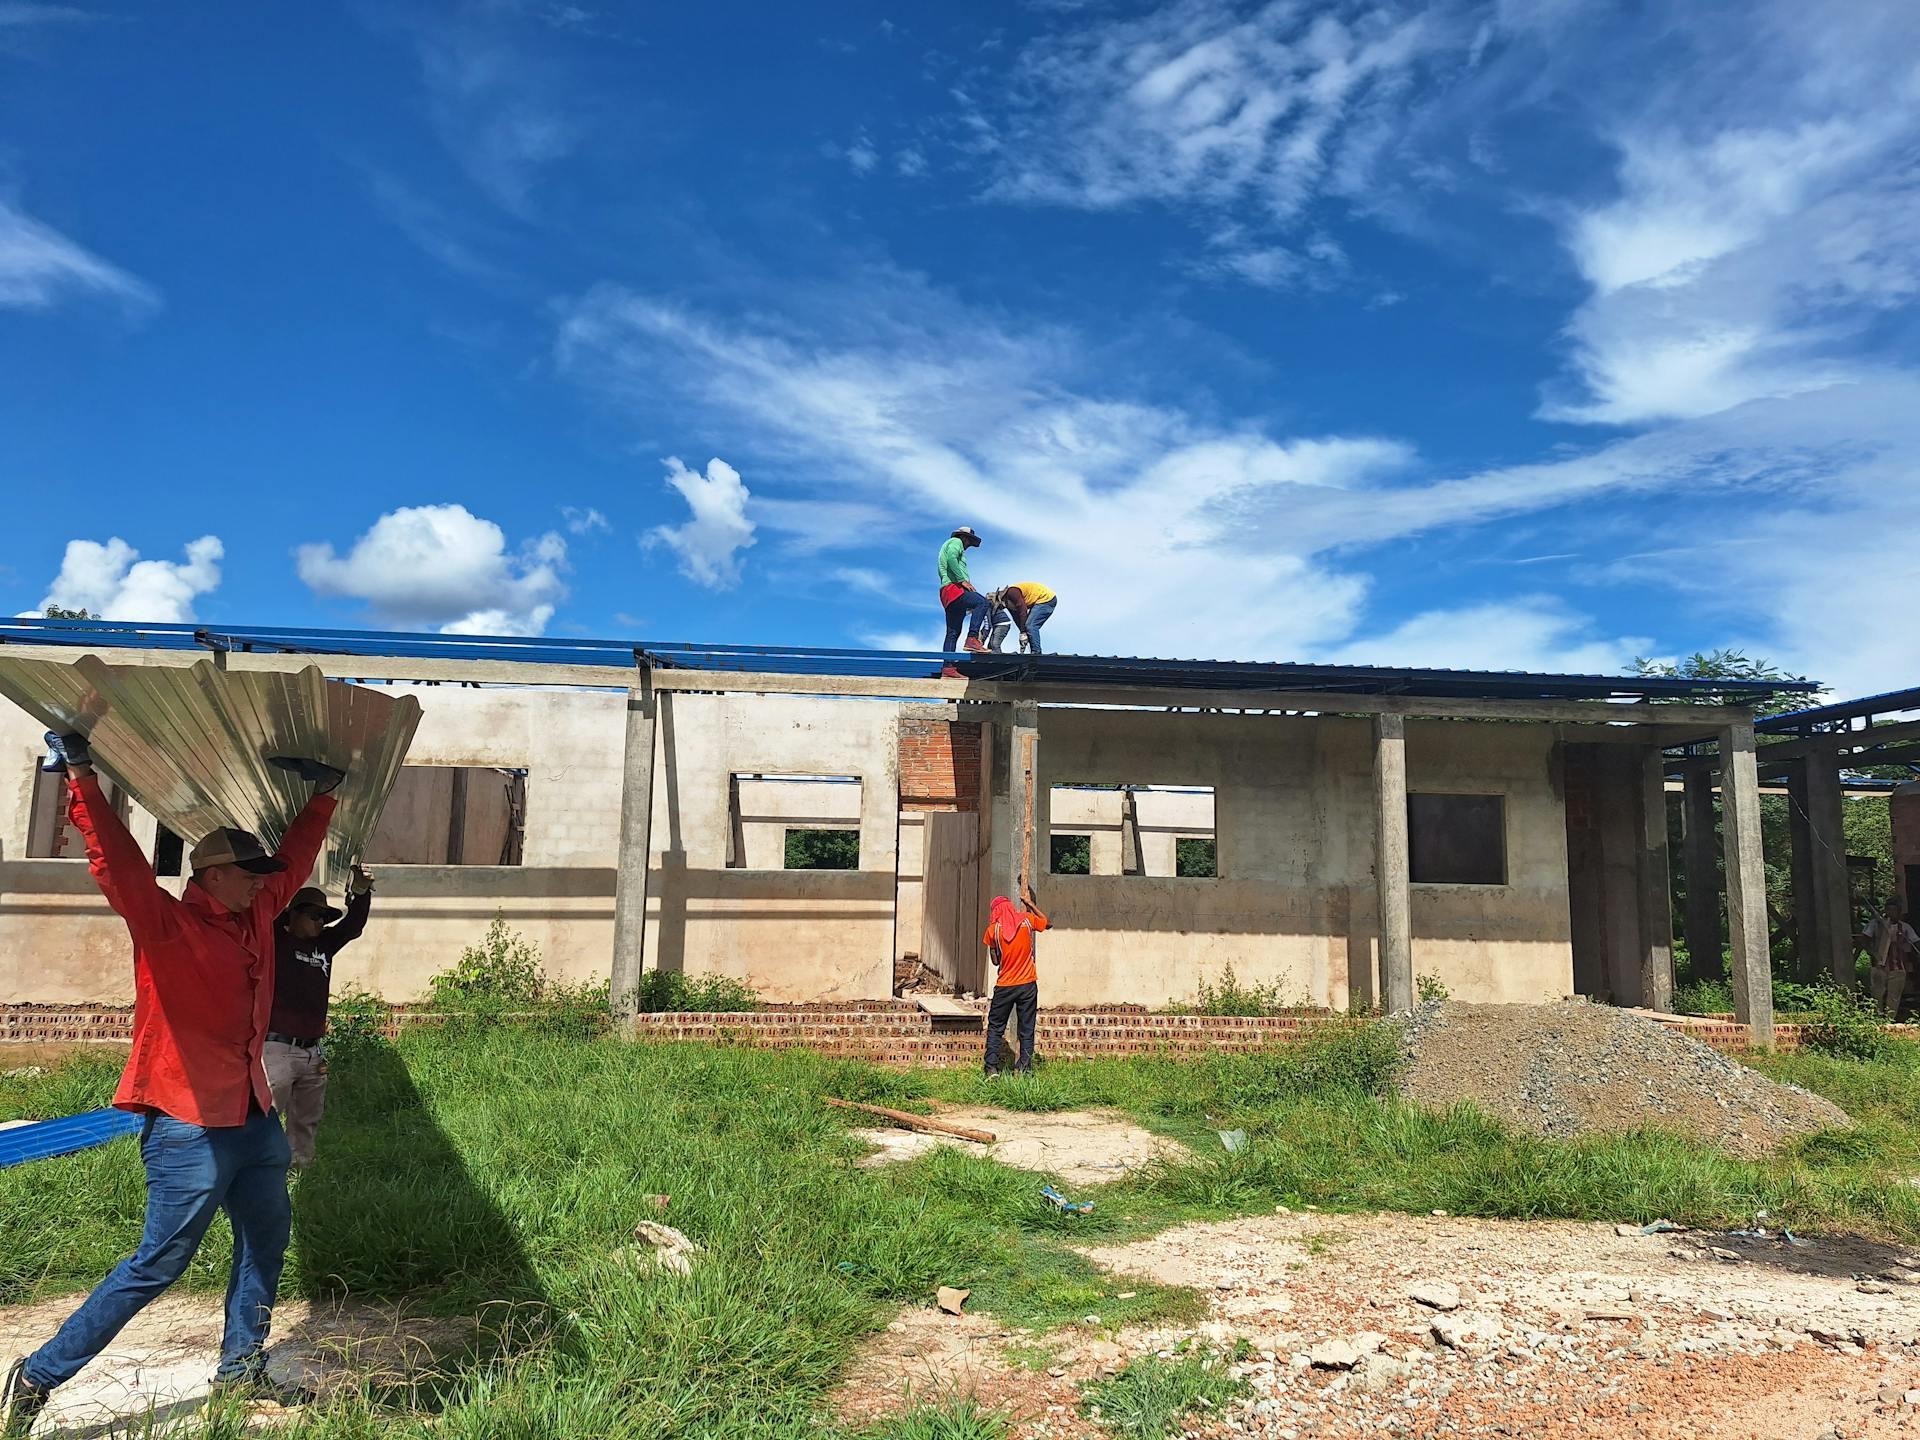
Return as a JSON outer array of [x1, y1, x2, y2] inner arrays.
[[940, 664, 963, 679], [3, 1358, 49, 1438], [963, 637, 987, 653]]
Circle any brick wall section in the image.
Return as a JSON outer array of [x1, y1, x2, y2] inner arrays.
[[898, 719, 982, 812], [2, 1002, 1811, 1060]]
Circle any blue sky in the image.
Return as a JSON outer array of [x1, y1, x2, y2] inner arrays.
[[4, 0, 1917, 695]]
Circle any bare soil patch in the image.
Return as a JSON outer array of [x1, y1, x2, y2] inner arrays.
[[0, 1291, 472, 1436], [1395, 1000, 1848, 1158], [852, 1106, 1189, 1186], [1082, 1210, 1920, 1439]]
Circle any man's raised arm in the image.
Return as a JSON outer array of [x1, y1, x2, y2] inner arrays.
[[45, 733, 178, 946]]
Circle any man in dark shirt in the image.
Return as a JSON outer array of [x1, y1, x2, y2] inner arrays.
[[264, 864, 372, 1169]]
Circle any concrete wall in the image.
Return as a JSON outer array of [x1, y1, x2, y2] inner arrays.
[[641, 692, 898, 1003], [3, 669, 1586, 1012], [1030, 710, 1573, 1009], [1047, 786, 1214, 877]]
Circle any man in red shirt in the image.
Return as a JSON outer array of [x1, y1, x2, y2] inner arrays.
[[981, 883, 1049, 1076], [5, 732, 343, 1434]]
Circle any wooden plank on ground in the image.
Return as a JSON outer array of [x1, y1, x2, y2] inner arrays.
[[823, 1097, 996, 1144]]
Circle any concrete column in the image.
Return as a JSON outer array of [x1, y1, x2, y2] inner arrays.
[[609, 666, 657, 1022], [1681, 767, 1720, 979], [1002, 702, 1039, 901], [1373, 711, 1414, 1015], [1720, 721, 1774, 1048], [1637, 748, 1676, 1013], [1797, 746, 1854, 987]]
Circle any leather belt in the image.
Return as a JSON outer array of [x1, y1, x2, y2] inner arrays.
[[266, 1032, 322, 1048]]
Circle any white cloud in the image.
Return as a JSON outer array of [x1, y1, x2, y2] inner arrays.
[[559, 284, 1433, 658], [28, 535, 221, 622], [1325, 596, 1651, 675], [295, 504, 567, 635], [896, 147, 929, 178], [844, 134, 879, 174], [562, 505, 609, 534], [0, 199, 156, 311], [1186, 229, 1347, 290], [1539, 4, 1920, 424], [647, 457, 756, 589], [406, 14, 579, 214], [988, 0, 1443, 223]]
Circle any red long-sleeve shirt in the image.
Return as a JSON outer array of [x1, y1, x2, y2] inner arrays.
[[67, 773, 335, 1127]]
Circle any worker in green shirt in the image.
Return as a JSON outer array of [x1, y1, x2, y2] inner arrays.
[[937, 527, 990, 657]]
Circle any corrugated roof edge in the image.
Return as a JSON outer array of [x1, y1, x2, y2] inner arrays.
[[0, 617, 1816, 705]]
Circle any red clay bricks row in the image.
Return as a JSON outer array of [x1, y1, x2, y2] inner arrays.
[[2, 1002, 1804, 1060]]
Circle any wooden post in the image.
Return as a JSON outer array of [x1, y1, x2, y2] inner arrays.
[[610, 665, 658, 1023], [1374, 711, 1414, 1014], [1682, 767, 1720, 981], [1801, 745, 1854, 987], [1637, 748, 1675, 1013], [1004, 703, 1038, 901], [1720, 721, 1774, 1048]]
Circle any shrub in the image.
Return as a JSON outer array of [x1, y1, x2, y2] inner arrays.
[[1674, 977, 1734, 1016], [633, 969, 762, 1014], [429, 915, 546, 1009], [326, 985, 391, 1055], [1797, 983, 1910, 1062], [1184, 964, 1288, 1017], [1415, 972, 1450, 1004]]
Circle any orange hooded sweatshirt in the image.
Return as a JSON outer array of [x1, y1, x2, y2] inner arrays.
[[982, 895, 1049, 988]]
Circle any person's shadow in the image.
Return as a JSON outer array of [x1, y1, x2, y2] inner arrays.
[[276, 1033, 564, 1410]]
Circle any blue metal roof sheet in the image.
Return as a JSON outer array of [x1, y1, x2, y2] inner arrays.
[[0, 616, 1814, 705]]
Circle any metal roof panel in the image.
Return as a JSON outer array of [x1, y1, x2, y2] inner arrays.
[[0, 655, 419, 896]]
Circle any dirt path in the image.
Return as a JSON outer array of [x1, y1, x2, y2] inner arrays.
[[1088, 1210, 1920, 1439], [835, 1211, 1920, 1440], [0, 1291, 470, 1436]]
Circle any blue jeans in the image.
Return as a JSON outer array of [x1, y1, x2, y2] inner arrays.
[[984, 982, 1038, 1074], [1023, 600, 1057, 654], [25, 1109, 293, 1390], [942, 590, 991, 650]]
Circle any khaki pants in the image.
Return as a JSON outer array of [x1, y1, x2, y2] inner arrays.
[[1871, 967, 1908, 1020], [263, 1039, 330, 1169]]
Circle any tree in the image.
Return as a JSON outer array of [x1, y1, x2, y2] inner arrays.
[[43, 605, 95, 620], [1630, 649, 1822, 718]]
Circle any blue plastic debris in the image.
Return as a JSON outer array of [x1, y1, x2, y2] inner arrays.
[[0, 1109, 142, 1168], [1640, 1220, 1683, 1234], [1041, 1184, 1095, 1215]]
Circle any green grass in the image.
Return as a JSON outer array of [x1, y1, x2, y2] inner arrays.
[[6, 1019, 1920, 1437], [1079, 1344, 1249, 1439]]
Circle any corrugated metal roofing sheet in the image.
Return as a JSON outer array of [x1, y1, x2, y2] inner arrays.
[[0, 655, 419, 895], [0, 616, 1815, 704]]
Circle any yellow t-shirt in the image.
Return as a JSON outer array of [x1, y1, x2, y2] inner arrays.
[[1010, 581, 1056, 606]]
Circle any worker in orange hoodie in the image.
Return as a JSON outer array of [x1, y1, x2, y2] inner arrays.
[[981, 884, 1048, 1076]]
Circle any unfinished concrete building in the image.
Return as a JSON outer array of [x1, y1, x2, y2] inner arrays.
[[0, 621, 1823, 1041]]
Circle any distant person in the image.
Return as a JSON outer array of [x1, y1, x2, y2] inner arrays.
[[981, 884, 1049, 1077], [267, 865, 374, 1170], [937, 527, 990, 667], [986, 582, 1059, 654], [5, 735, 343, 1434], [1866, 898, 1919, 1019]]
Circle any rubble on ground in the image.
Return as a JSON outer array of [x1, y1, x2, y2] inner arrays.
[[1394, 999, 1849, 1158]]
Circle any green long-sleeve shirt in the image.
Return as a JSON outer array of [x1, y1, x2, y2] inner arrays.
[[937, 537, 972, 587]]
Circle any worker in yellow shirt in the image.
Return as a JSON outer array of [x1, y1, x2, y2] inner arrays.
[[986, 582, 1059, 654]]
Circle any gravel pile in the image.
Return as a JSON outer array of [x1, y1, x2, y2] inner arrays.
[[1394, 999, 1850, 1158]]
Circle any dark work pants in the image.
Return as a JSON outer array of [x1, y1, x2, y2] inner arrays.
[[942, 591, 991, 650], [984, 982, 1038, 1074]]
